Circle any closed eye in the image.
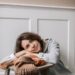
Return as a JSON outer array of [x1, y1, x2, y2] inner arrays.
[[25, 44, 30, 49]]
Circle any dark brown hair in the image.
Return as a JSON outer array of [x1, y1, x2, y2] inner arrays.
[[14, 32, 44, 53]]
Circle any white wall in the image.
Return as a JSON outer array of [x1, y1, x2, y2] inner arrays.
[[0, 5, 75, 74]]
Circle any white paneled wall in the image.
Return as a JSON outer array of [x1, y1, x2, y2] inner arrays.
[[0, 18, 30, 58], [0, 5, 75, 74]]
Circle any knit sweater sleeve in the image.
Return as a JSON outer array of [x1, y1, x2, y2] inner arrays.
[[0, 53, 16, 63], [36, 39, 60, 64]]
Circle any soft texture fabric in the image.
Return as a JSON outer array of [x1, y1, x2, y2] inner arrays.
[[15, 64, 39, 75], [37, 39, 60, 64], [0, 53, 16, 63], [14, 56, 46, 75], [14, 56, 38, 75]]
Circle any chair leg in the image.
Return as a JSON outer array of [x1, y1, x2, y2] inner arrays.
[[5, 68, 10, 75]]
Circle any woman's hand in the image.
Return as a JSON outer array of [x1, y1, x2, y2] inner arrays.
[[23, 51, 38, 59], [24, 52, 46, 66], [15, 49, 34, 58]]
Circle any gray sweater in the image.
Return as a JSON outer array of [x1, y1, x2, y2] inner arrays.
[[37, 39, 60, 64]]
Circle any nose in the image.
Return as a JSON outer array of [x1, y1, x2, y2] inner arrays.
[[32, 45, 35, 48]]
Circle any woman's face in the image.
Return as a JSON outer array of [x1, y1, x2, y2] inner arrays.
[[21, 40, 42, 53]]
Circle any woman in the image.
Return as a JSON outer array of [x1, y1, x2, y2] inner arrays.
[[0, 32, 71, 75]]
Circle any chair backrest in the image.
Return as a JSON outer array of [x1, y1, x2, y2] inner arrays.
[[5, 63, 53, 75]]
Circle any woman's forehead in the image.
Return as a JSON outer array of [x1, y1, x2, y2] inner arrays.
[[22, 39, 39, 43], [22, 40, 30, 43]]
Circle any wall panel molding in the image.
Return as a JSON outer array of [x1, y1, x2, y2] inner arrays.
[[0, 5, 75, 73], [0, 3, 75, 10]]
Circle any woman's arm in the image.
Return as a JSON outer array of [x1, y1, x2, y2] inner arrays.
[[15, 50, 26, 58], [0, 60, 13, 69], [0, 50, 29, 69], [0, 53, 16, 69]]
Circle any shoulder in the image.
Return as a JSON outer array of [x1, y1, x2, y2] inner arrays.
[[44, 38, 59, 45], [45, 38, 60, 49]]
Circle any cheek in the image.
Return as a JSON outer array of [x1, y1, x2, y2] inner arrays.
[[37, 44, 42, 51], [21, 42, 25, 49]]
